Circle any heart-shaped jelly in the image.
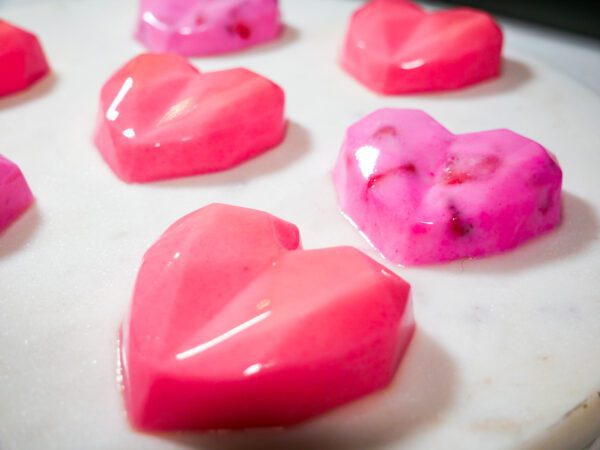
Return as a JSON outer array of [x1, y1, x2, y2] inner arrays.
[[341, 0, 503, 94], [94, 53, 286, 183], [0, 155, 34, 233], [120, 204, 414, 431], [136, 0, 281, 56], [333, 109, 562, 265], [0, 20, 50, 97]]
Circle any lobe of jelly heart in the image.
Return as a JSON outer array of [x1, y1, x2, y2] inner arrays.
[[443, 154, 500, 185]]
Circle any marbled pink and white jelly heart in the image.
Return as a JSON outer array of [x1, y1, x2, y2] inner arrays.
[[333, 108, 562, 265], [136, 0, 281, 56]]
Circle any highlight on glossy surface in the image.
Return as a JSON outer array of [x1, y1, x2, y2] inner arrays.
[[135, 0, 282, 56], [94, 53, 286, 183], [333, 108, 563, 265], [340, 0, 503, 94], [0, 19, 50, 97], [119, 203, 414, 431], [0, 155, 34, 233]]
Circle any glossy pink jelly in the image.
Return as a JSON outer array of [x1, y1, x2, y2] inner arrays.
[[0, 20, 50, 97], [0, 155, 34, 233], [136, 0, 281, 56], [341, 0, 503, 94], [333, 109, 563, 265], [120, 204, 414, 431], [94, 53, 286, 183]]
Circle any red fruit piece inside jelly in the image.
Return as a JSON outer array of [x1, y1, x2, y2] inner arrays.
[[443, 154, 500, 185], [230, 21, 252, 39], [448, 204, 473, 237]]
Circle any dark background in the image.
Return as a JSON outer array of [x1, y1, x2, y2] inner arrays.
[[442, 0, 600, 38]]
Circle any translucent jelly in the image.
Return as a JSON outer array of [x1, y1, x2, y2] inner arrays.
[[120, 204, 414, 430], [0, 20, 50, 97], [94, 54, 285, 183], [341, 0, 502, 94]]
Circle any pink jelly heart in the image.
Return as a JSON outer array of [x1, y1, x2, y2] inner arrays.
[[0, 155, 34, 233], [136, 0, 281, 56], [94, 53, 286, 183], [340, 0, 503, 94], [0, 20, 50, 97], [333, 109, 563, 265], [120, 203, 414, 431]]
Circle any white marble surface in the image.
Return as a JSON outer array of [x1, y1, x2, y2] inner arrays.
[[1, 1, 600, 450]]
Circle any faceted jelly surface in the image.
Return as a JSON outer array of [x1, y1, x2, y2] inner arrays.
[[0, 155, 34, 233], [341, 0, 503, 94], [333, 108, 563, 265], [0, 20, 50, 97], [120, 204, 414, 431], [136, 0, 281, 56], [94, 53, 286, 183]]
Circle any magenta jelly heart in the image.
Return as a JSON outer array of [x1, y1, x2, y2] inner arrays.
[[120, 203, 414, 431], [0, 155, 34, 233], [136, 0, 281, 56], [0, 20, 50, 97], [341, 0, 503, 94], [93, 53, 286, 183], [333, 108, 563, 265]]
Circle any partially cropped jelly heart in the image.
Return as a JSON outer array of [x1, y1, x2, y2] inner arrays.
[[333, 109, 562, 265], [136, 0, 281, 56], [0, 20, 50, 97], [120, 204, 414, 431], [0, 155, 34, 233], [94, 53, 286, 183], [341, 0, 503, 94]]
